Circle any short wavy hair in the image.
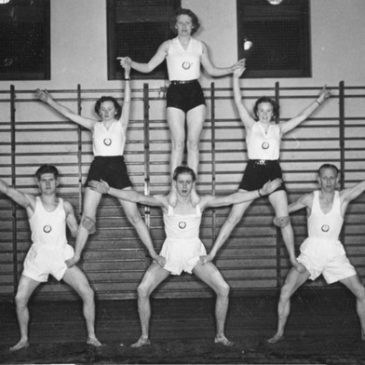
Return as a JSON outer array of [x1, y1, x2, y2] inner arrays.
[[35, 164, 59, 180], [173, 165, 196, 182], [318, 164, 339, 177], [253, 96, 280, 122], [94, 96, 122, 120], [171, 8, 200, 35]]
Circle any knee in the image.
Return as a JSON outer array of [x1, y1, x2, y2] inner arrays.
[[273, 216, 291, 228], [279, 284, 292, 302], [171, 139, 185, 151], [217, 282, 230, 298], [137, 283, 151, 299], [81, 215, 96, 234], [14, 292, 28, 309], [186, 139, 199, 152], [79, 284, 94, 302]]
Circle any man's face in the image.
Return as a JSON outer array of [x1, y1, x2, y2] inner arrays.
[[318, 168, 339, 192], [175, 173, 194, 197], [37, 173, 58, 194]]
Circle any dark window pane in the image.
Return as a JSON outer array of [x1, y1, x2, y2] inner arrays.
[[0, 0, 50, 80]]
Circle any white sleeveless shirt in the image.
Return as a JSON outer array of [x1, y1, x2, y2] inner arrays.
[[246, 122, 281, 160], [92, 121, 126, 156], [163, 204, 202, 240], [29, 197, 67, 249], [166, 37, 202, 81], [308, 191, 343, 240]]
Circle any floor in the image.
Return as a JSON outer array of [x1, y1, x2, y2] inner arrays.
[[1, 287, 365, 364]]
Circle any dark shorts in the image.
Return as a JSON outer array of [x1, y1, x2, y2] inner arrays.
[[239, 160, 285, 192], [166, 80, 205, 113], [85, 156, 132, 189]]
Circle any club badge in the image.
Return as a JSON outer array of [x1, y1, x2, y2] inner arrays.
[[103, 138, 112, 146], [261, 142, 270, 150], [321, 224, 330, 232], [43, 225, 52, 233], [178, 221, 187, 229], [182, 61, 192, 70]]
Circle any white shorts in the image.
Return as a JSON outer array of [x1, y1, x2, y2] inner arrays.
[[160, 237, 207, 275], [23, 243, 74, 282], [297, 237, 356, 284]]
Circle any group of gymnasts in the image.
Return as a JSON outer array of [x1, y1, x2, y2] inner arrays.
[[1, 7, 365, 352]]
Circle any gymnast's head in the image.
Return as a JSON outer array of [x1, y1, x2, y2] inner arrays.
[[173, 165, 197, 182], [253, 97, 280, 123], [94, 96, 122, 121]]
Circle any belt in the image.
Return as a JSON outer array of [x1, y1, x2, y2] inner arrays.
[[250, 159, 277, 165], [170, 79, 197, 85]]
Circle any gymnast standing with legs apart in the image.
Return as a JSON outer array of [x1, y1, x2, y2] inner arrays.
[[120, 8, 244, 204], [204, 64, 331, 270], [35, 61, 164, 271]]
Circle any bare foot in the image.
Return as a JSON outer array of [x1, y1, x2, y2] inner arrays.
[[9, 339, 29, 352], [87, 337, 103, 347], [214, 335, 234, 347], [131, 336, 151, 348], [267, 333, 284, 344]]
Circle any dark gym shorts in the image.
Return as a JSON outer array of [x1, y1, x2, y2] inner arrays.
[[85, 156, 132, 189], [239, 159, 285, 192], [166, 79, 205, 113]]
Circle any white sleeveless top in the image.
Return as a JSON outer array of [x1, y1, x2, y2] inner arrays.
[[246, 122, 281, 160], [308, 191, 343, 240], [163, 204, 202, 240], [166, 37, 202, 81], [92, 121, 126, 156], [29, 197, 67, 249]]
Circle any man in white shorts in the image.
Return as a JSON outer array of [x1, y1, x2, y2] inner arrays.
[[0, 165, 101, 351], [89, 165, 281, 348], [268, 163, 365, 343]]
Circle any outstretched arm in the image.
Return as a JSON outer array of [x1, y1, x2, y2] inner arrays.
[[201, 178, 282, 209], [88, 180, 166, 208], [0, 178, 35, 211], [200, 42, 245, 77], [232, 65, 256, 129], [118, 59, 131, 132], [119, 41, 168, 74], [280, 86, 331, 135], [35, 89, 96, 131]]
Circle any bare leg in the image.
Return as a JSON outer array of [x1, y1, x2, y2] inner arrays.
[[10, 275, 40, 351], [119, 196, 157, 257], [131, 262, 170, 348], [268, 266, 309, 344], [63, 266, 102, 347], [212, 198, 252, 252], [73, 188, 102, 262], [340, 274, 365, 340], [269, 191, 296, 264], [193, 261, 232, 346]]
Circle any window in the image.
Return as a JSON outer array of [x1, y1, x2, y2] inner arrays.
[[107, 0, 180, 80], [237, 0, 310, 78], [0, 0, 50, 80]]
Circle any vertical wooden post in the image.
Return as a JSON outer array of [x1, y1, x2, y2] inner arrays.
[[143, 83, 151, 228], [10, 85, 18, 294], [210, 82, 216, 242], [77, 84, 83, 216], [339, 81, 346, 244]]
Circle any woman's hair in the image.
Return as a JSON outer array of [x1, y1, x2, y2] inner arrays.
[[253, 96, 280, 122], [173, 165, 196, 182], [94, 96, 122, 120], [35, 164, 59, 180], [171, 8, 200, 35]]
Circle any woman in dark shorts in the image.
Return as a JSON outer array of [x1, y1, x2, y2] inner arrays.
[[119, 8, 244, 203], [35, 61, 164, 268], [205, 64, 331, 271]]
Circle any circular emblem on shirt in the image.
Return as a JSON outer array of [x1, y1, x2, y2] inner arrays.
[[178, 221, 187, 229], [321, 224, 330, 232], [261, 141, 270, 150], [182, 61, 192, 70], [103, 138, 112, 146], [43, 225, 52, 233]]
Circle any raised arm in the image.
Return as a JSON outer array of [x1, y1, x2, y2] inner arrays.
[[341, 180, 365, 207], [35, 89, 96, 131], [232, 66, 256, 129], [200, 42, 245, 77], [0, 178, 35, 212], [88, 180, 166, 208], [63, 200, 79, 238], [201, 178, 282, 209], [280, 86, 331, 135], [119, 59, 131, 132]]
